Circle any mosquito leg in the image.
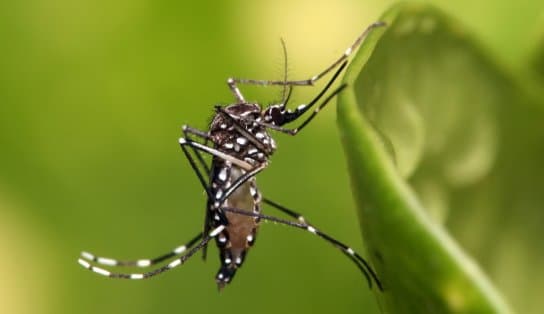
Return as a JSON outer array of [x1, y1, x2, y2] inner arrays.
[[179, 126, 268, 259], [182, 125, 212, 143], [179, 128, 268, 204], [214, 163, 267, 207], [261, 198, 375, 286], [251, 83, 347, 136], [192, 144, 211, 174], [78, 225, 226, 279], [236, 62, 347, 135], [227, 22, 385, 89], [281, 60, 346, 121], [179, 137, 252, 171], [177, 139, 214, 260], [78, 128, 215, 271], [227, 78, 246, 103], [80, 232, 203, 268], [178, 141, 213, 261], [179, 125, 220, 261], [220, 207, 383, 291], [180, 143, 212, 195], [188, 145, 209, 173], [180, 124, 268, 206], [181, 125, 217, 177], [262, 198, 308, 224], [226, 60, 346, 140], [287, 83, 348, 134], [179, 125, 214, 195]]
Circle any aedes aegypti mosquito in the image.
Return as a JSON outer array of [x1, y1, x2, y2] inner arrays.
[[78, 22, 385, 291]]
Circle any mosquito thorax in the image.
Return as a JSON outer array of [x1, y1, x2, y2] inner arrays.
[[210, 103, 277, 161]]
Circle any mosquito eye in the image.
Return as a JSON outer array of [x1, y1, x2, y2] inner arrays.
[[269, 107, 284, 125]]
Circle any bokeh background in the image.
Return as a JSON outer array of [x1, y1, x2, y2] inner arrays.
[[1, 1, 543, 314]]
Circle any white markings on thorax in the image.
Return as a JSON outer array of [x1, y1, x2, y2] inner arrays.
[[248, 148, 258, 155], [236, 137, 248, 145], [223, 142, 234, 149], [218, 168, 228, 181], [215, 189, 223, 200]]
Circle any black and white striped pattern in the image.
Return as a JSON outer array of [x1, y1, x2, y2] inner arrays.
[[220, 207, 382, 290], [80, 232, 203, 268], [79, 226, 225, 280]]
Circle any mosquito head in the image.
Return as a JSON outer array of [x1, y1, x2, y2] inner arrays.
[[263, 104, 298, 126], [263, 103, 304, 127], [261, 105, 280, 125]]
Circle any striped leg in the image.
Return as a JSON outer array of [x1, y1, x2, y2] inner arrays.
[[80, 232, 203, 268], [179, 126, 214, 198], [261, 199, 376, 289], [254, 82, 348, 136], [226, 23, 385, 90], [177, 133, 379, 289], [78, 226, 225, 279], [220, 207, 382, 291], [179, 136, 253, 171], [178, 145, 298, 224], [221, 60, 348, 141], [263, 198, 309, 223], [261, 198, 376, 286], [217, 163, 267, 205]]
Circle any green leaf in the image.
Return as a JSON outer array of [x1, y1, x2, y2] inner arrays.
[[532, 30, 544, 81], [336, 3, 544, 313]]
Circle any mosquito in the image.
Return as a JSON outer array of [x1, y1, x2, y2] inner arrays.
[[79, 22, 385, 291]]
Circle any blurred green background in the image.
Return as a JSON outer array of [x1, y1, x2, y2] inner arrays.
[[1, 1, 543, 314]]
